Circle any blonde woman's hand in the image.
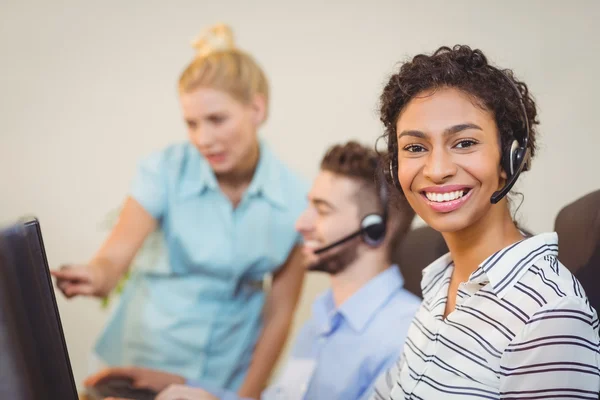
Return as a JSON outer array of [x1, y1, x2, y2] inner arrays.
[[156, 384, 219, 400], [51, 264, 109, 298]]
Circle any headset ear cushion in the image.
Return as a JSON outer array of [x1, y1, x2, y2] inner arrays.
[[503, 140, 520, 177], [361, 214, 385, 246], [513, 147, 526, 174], [388, 156, 401, 191]]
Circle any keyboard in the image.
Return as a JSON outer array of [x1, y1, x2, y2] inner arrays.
[[86, 378, 157, 400]]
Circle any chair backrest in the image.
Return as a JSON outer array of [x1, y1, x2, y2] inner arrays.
[[394, 225, 448, 298], [554, 189, 600, 313]]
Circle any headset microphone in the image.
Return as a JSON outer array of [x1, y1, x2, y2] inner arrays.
[[490, 67, 530, 204], [313, 168, 389, 255], [314, 215, 385, 255]]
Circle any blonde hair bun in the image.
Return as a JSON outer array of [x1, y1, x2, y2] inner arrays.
[[192, 23, 236, 57], [179, 23, 269, 119]]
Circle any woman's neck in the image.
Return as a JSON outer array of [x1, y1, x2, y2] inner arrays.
[[443, 203, 524, 283], [215, 142, 260, 208], [216, 142, 260, 188]]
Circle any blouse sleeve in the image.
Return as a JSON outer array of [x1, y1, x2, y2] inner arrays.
[[130, 150, 169, 220], [499, 296, 600, 399]]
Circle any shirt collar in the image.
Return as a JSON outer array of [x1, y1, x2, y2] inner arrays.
[[312, 266, 406, 334], [419, 232, 560, 303], [178, 143, 217, 198], [469, 232, 559, 299], [420, 253, 454, 305], [178, 140, 287, 209], [244, 141, 287, 209]]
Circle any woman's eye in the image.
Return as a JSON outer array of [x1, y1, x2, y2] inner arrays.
[[209, 115, 227, 124], [403, 144, 426, 153], [455, 140, 477, 149]]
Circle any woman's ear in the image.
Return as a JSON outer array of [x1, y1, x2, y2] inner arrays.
[[249, 94, 267, 126]]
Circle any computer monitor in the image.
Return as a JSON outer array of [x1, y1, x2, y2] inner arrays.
[[0, 218, 78, 400]]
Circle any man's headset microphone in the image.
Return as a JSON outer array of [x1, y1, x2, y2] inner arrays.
[[309, 165, 390, 274]]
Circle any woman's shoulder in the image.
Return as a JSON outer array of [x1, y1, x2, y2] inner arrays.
[[512, 252, 596, 321], [261, 144, 309, 203], [139, 142, 193, 167], [507, 283, 599, 345], [264, 147, 307, 185], [136, 142, 204, 185]]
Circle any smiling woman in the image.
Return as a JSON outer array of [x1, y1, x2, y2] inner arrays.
[[370, 45, 600, 399], [394, 87, 516, 232]]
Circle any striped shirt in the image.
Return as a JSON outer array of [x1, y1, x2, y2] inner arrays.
[[370, 232, 600, 399]]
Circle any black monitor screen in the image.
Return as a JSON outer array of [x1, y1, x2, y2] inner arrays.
[[0, 218, 77, 400]]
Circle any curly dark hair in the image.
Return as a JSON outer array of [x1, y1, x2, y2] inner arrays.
[[379, 45, 540, 190], [320, 140, 415, 241]]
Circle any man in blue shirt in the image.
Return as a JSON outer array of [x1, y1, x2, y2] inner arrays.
[[87, 141, 421, 400]]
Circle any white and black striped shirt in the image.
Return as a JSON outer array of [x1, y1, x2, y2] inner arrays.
[[371, 232, 600, 399]]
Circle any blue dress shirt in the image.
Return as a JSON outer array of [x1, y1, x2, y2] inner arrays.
[[193, 266, 421, 399], [93, 140, 308, 390]]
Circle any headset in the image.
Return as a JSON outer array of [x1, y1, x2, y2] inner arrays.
[[314, 167, 389, 255], [387, 67, 530, 205]]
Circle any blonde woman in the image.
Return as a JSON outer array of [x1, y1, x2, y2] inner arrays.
[[52, 24, 308, 398]]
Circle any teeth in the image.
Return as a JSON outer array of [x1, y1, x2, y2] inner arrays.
[[425, 190, 465, 203]]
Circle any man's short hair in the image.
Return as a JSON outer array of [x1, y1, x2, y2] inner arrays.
[[320, 141, 415, 250]]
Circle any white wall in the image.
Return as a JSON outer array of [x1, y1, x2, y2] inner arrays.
[[1, 0, 599, 389]]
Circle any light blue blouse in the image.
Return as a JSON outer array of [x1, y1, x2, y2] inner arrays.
[[94, 140, 308, 390]]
